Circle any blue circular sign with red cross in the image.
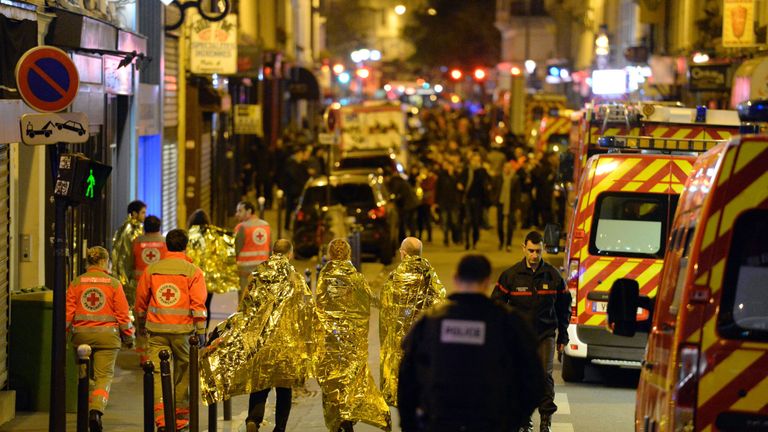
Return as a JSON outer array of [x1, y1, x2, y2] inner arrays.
[[14, 46, 79, 113]]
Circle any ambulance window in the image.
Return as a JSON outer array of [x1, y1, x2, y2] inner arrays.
[[718, 209, 768, 341], [590, 193, 670, 258]]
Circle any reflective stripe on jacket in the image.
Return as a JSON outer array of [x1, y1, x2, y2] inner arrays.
[[131, 233, 168, 279], [134, 252, 208, 334], [235, 218, 271, 268], [65, 267, 134, 336]]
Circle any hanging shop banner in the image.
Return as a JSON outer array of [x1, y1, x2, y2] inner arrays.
[[689, 64, 730, 92], [233, 104, 262, 135], [189, 11, 237, 75], [722, 0, 755, 47]]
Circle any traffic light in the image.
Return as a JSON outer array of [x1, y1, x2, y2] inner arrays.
[[54, 153, 112, 204], [449, 69, 462, 80]]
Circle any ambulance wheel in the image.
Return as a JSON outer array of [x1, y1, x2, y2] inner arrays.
[[562, 354, 585, 382]]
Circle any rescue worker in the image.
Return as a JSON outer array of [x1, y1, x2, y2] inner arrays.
[[235, 200, 271, 294], [127, 215, 168, 363], [111, 200, 146, 306], [491, 231, 571, 432], [186, 209, 239, 331], [379, 237, 445, 407], [398, 254, 545, 432], [134, 229, 207, 431], [65, 246, 134, 432], [315, 238, 391, 432]]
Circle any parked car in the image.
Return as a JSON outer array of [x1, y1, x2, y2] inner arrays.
[[291, 173, 399, 264], [332, 148, 406, 178]]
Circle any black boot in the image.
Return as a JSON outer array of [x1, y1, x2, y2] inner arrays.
[[540, 415, 552, 432], [89, 410, 103, 432], [246, 418, 260, 432], [518, 417, 533, 432]]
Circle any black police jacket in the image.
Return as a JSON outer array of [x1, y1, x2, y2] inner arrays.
[[398, 293, 545, 432], [492, 259, 571, 344]]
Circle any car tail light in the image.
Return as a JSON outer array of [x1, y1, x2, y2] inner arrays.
[[296, 210, 306, 222], [567, 259, 579, 320], [672, 344, 700, 431], [367, 206, 386, 219]]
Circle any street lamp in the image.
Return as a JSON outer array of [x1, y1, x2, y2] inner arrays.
[[394, 4, 406, 15], [595, 25, 610, 56]]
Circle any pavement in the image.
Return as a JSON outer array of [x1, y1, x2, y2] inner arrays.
[[0, 208, 636, 431]]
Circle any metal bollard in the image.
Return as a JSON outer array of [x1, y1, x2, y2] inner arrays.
[[208, 403, 217, 432], [142, 360, 155, 432], [276, 189, 284, 240], [304, 268, 312, 288], [188, 335, 200, 432], [315, 263, 322, 288], [76, 345, 91, 432], [159, 350, 177, 432], [258, 196, 266, 220], [223, 398, 232, 420]]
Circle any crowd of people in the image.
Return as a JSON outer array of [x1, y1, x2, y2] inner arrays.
[[65, 196, 571, 432]]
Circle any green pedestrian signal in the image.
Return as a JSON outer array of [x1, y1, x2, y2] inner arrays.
[[85, 169, 96, 198]]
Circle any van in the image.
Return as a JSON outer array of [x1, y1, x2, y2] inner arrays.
[[608, 100, 768, 431]]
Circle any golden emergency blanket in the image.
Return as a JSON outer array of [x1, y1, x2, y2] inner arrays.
[[198, 254, 314, 405], [186, 225, 239, 294], [379, 255, 445, 406], [315, 260, 392, 431], [111, 217, 143, 303]]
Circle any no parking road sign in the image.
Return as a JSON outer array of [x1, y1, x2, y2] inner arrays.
[[15, 46, 79, 113]]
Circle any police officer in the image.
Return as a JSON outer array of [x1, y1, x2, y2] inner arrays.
[[111, 200, 146, 306], [127, 215, 168, 363], [492, 231, 571, 432], [134, 229, 207, 431], [235, 201, 271, 293], [398, 254, 545, 432], [66, 246, 134, 432]]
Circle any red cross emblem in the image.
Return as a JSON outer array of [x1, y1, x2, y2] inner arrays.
[[156, 283, 180, 307], [253, 227, 268, 245], [80, 288, 105, 312], [141, 247, 161, 264]]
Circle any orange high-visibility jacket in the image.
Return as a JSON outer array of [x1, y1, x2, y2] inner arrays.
[[235, 218, 271, 269], [65, 266, 134, 336], [134, 252, 207, 335], [131, 233, 168, 279]]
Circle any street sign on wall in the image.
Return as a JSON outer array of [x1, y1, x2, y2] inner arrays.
[[14, 46, 79, 113], [20, 112, 89, 145], [233, 104, 262, 135]]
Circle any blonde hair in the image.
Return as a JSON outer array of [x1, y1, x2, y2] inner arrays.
[[86, 246, 109, 266], [328, 238, 351, 261]]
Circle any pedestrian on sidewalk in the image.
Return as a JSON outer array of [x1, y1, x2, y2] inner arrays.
[[315, 238, 391, 432], [398, 254, 545, 432], [380, 237, 445, 407], [134, 229, 208, 432], [127, 215, 167, 363], [497, 162, 521, 252], [111, 200, 146, 306], [459, 153, 491, 250], [66, 246, 135, 432], [199, 239, 315, 432], [491, 231, 571, 432], [186, 209, 239, 331], [235, 200, 271, 296]]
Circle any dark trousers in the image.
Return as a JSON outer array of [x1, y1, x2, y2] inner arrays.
[[399, 208, 417, 240], [417, 204, 432, 241], [440, 207, 460, 245], [248, 387, 292, 430], [537, 337, 557, 417], [204, 293, 214, 330], [464, 199, 482, 247], [496, 205, 515, 247]]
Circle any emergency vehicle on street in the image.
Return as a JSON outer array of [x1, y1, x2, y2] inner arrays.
[[560, 103, 741, 382], [607, 100, 768, 432]]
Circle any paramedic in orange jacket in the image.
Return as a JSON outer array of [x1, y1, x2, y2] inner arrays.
[[235, 200, 271, 292], [66, 246, 134, 432], [134, 229, 207, 431], [127, 215, 168, 363]]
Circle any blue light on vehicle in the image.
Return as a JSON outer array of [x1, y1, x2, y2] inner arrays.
[[338, 72, 351, 84], [548, 66, 560, 77], [737, 100, 768, 122]]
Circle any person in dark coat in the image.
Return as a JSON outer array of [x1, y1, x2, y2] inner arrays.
[[458, 153, 491, 250], [532, 152, 557, 228], [388, 173, 420, 240], [398, 254, 545, 432], [282, 146, 310, 230], [434, 161, 462, 246], [491, 231, 571, 432]]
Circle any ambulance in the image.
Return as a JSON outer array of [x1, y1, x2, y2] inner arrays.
[[560, 103, 741, 382], [607, 100, 768, 432]]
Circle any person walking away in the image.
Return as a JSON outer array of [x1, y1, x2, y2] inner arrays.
[[111, 200, 146, 306], [235, 201, 271, 294], [518, 159, 535, 229], [199, 239, 314, 432], [66, 246, 135, 432], [435, 161, 461, 246], [532, 152, 557, 228], [398, 254, 545, 432], [315, 239, 391, 432], [134, 229, 208, 432], [380, 237, 445, 407], [459, 153, 491, 250], [491, 231, 571, 432], [497, 162, 521, 252], [186, 209, 239, 331], [416, 165, 437, 242], [388, 172, 419, 240], [282, 146, 310, 230]]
